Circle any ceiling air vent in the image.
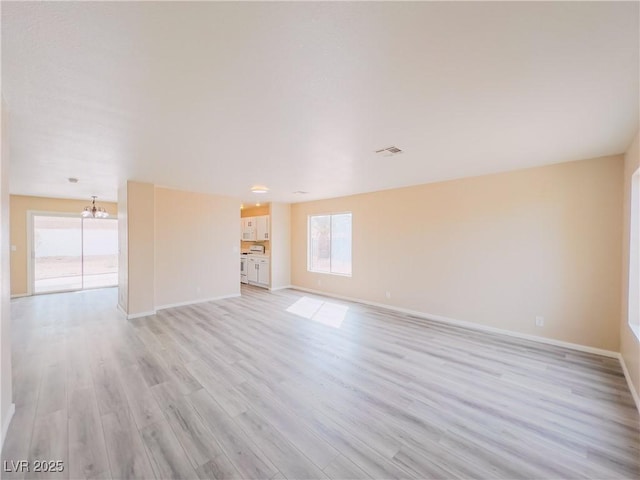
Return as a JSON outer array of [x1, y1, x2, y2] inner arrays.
[[375, 146, 403, 157]]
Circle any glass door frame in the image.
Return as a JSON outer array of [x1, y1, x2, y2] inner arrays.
[[26, 210, 118, 296]]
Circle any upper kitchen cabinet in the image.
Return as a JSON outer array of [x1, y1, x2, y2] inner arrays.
[[242, 217, 257, 241], [241, 215, 269, 242], [256, 215, 269, 241]]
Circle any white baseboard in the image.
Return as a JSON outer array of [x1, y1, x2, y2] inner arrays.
[[1, 403, 15, 452], [124, 293, 241, 319], [618, 354, 640, 413], [127, 310, 157, 320], [290, 285, 619, 359], [116, 304, 127, 318], [269, 285, 293, 292], [116, 303, 155, 320], [155, 293, 241, 312], [10, 293, 28, 299]]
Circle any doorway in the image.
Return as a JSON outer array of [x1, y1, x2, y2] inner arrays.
[[30, 213, 118, 294]]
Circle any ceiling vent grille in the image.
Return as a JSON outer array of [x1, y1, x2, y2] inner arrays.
[[375, 146, 403, 156]]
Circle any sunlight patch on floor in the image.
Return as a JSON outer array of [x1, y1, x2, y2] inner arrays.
[[286, 296, 349, 328]]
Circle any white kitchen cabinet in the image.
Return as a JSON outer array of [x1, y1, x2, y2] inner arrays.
[[242, 217, 257, 241], [247, 257, 258, 283], [247, 257, 269, 288], [256, 215, 269, 241], [257, 258, 270, 285], [241, 215, 269, 242]]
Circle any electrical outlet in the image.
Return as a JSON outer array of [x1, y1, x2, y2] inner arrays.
[[385, 291, 391, 299], [535, 316, 544, 327], [317, 278, 322, 286]]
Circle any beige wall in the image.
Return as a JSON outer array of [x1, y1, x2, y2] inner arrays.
[[241, 205, 270, 218], [292, 155, 623, 351], [154, 187, 240, 308], [117, 183, 128, 312], [620, 131, 640, 400], [270, 202, 291, 289], [1, 99, 13, 448], [9, 195, 118, 296], [126, 182, 155, 316]]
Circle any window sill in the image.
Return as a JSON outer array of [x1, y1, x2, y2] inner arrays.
[[629, 323, 640, 342], [307, 270, 352, 278]]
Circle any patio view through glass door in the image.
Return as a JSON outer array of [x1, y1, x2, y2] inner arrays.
[[33, 214, 118, 294]]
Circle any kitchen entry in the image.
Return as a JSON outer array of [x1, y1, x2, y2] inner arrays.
[[29, 213, 118, 294]]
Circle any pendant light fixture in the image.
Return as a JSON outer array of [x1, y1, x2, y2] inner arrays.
[[81, 196, 109, 218]]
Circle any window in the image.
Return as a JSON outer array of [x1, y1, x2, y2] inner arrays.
[[308, 213, 352, 276], [628, 169, 640, 340]]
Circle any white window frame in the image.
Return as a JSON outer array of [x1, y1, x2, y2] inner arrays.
[[27, 210, 118, 296], [307, 212, 352, 277]]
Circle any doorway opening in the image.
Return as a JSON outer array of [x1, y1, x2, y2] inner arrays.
[[30, 213, 118, 294]]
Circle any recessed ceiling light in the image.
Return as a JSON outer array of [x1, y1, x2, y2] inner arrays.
[[293, 191, 309, 194], [68, 177, 79, 183], [251, 185, 269, 194]]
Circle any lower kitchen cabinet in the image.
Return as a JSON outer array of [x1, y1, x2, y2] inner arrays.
[[247, 257, 270, 288]]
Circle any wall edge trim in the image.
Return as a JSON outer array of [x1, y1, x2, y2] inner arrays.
[[289, 285, 619, 358], [116, 304, 127, 318], [618, 353, 640, 413]]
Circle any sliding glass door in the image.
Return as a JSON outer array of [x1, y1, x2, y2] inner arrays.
[[32, 214, 118, 294], [33, 215, 83, 293], [82, 218, 118, 289]]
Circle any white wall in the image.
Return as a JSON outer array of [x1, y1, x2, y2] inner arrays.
[[1, 99, 14, 449]]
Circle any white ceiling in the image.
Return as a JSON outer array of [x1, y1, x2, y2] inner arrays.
[[2, 1, 638, 204]]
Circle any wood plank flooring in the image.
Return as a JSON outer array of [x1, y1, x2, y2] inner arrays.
[[2, 285, 639, 479]]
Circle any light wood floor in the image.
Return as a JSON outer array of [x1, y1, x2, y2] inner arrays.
[[2, 285, 639, 479]]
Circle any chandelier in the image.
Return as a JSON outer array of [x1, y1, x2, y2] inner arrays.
[[81, 196, 109, 218]]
